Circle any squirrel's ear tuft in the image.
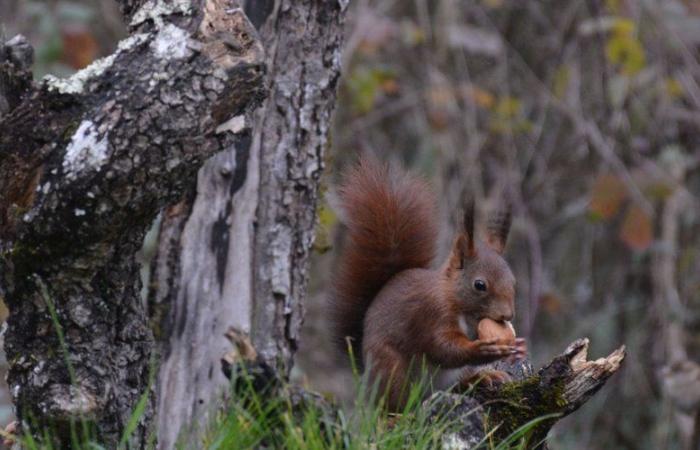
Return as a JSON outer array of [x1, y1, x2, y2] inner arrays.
[[486, 200, 512, 254], [463, 198, 476, 255], [448, 200, 477, 272], [448, 234, 473, 272]]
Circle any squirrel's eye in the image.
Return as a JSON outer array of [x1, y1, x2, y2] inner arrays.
[[473, 279, 487, 292]]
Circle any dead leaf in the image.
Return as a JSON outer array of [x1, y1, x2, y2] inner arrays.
[[589, 174, 627, 220], [539, 292, 562, 314], [619, 204, 653, 251], [61, 26, 99, 69]]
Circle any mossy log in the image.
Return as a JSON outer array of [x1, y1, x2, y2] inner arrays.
[[432, 338, 626, 449]]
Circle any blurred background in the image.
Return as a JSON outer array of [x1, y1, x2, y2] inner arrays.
[[2, 0, 700, 449]]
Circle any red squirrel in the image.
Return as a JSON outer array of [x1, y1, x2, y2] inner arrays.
[[331, 157, 526, 411]]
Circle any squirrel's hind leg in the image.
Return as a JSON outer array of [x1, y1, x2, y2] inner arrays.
[[364, 345, 411, 412]]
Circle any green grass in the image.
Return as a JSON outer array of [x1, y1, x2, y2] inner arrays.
[[9, 348, 554, 450], [189, 362, 554, 450], [192, 363, 455, 450], [12, 363, 552, 450], [13, 285, 550, 449]]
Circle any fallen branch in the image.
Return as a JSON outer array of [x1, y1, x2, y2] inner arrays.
[[433, 338, 626, 449]]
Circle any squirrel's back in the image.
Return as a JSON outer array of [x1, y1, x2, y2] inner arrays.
[[330, 157, 438, 364]]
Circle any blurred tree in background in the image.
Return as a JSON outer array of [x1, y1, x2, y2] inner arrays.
[[2, 0, 700, 449], [300, 1, 700, 449], [1, 0, 126, 76]]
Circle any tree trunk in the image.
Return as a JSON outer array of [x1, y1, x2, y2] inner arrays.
[[0, 0, 266, 446], [149, 1, 348, 448]]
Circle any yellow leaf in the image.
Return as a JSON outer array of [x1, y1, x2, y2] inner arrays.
[[611, 18, 635, 36], [494, 96, 522, 118], [606, 0, 621, 13], [463, 85, 495, 109], [605, 19, 646, 75], [553, 65, 571, 99], [318, 203, 337, 229], [665, 78, 684, 99]]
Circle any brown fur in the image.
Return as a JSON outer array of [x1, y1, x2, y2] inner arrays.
[[332, 158, 521, 411], [331, 157, 438, 364]]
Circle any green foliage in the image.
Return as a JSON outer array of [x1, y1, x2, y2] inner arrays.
[[346, 67, 397, 115], [552, 65, 571, 99], [488, 95, 533, 134]]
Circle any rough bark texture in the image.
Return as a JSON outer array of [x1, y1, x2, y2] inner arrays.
[[0, 35, 33, 120], [0, 0, 266, 446], [148, 0, 348, 448]]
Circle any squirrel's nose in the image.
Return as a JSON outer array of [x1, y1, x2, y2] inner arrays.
[[498, 312, 513, 322]]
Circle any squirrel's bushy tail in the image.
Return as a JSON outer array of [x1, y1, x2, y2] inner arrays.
[[331, 157, 438, 365]]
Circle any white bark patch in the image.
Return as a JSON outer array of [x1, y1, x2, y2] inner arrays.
[[215, 115, 246, 134], [118, 33, 151, 51], [269, 226, 292, 300], [442, 433, 479, 450], [42, 33, 149, 95], [63, 121, 110, 181], [131, 0, 193, 27], [151, 24, 192, 60], [43, 55, 116, 94]]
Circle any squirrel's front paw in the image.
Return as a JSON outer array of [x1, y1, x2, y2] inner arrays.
[[461, 369, 511, 389], [468, 338, 522, 365]]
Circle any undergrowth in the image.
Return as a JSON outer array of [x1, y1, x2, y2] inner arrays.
[[9, 286, 550, 449], [10, 365, 551, 450], [192, 365, 554, 450]]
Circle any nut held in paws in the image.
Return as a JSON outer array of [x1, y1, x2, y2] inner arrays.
[[477, 318, 516, 344]]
